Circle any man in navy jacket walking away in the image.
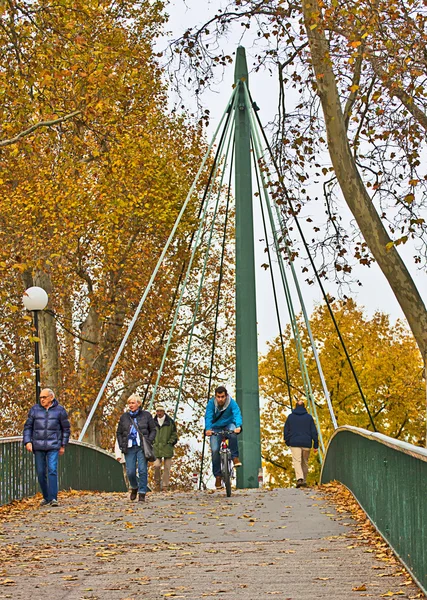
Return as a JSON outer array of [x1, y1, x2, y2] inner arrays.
[[23, 388, 71, 506], [284, 399, 318, 488]]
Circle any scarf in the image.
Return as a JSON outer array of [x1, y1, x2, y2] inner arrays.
[[128, 409, 140, 446]]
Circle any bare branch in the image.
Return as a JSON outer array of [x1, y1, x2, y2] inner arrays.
[[0, 110, 81, 148]]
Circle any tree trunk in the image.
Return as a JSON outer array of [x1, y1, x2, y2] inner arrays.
[[301, 0, 427, 359], [33, 271, 61, 394]]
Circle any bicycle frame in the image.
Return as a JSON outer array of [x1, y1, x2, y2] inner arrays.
[[212, 430, 235, 496]]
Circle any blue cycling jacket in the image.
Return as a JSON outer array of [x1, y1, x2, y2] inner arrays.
[[204, 396, 242, 431]]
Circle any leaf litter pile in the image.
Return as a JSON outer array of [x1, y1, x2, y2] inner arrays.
[[320, 482, 425, 599]]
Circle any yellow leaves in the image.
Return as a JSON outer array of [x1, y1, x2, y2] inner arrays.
[[350, 41, 362, 48], [0, 579, 15, 586], [403, 193, 415, 204], [352, 584, 367, 591], [349, 85, 360, 93], [124, 521, 134, 529], [380, 592, 405, 597], [95, 549, 118, 559]]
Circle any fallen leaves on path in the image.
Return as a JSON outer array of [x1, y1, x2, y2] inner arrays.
[[321, 483, 425, 599]]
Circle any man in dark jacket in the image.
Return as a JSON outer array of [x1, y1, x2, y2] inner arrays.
[[116, 394, 157, 502], [284, 399, 318, 488], [23, 388, 71, 506], [152, 404, 178, 492]]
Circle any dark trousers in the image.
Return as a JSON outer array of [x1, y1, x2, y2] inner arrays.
[[34, 450, 59, 502]]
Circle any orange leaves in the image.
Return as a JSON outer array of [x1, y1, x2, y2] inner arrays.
[[352, 584, 367, 591]]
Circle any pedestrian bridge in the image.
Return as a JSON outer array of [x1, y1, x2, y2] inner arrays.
[[1, 426, 426, 597]]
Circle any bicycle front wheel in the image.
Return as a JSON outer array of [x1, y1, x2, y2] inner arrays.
[[222, 451, 232, 497]]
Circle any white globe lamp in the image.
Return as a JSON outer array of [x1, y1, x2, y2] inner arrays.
[[22, 286, 49, 311]]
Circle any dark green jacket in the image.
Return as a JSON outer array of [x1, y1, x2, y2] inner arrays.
[[153, 414, 178, 459]]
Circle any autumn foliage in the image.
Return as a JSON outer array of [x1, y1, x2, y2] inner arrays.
[[0, 0, 235, 451], [260, 299, 425, 487]]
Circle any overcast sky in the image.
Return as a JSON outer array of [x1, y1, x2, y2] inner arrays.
[[161, 0, 427, 353]]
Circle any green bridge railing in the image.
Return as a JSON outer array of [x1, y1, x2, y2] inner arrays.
[[0, 436, 127, 506], [321, 426, 427, 594]]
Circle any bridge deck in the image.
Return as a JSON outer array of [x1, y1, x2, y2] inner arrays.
[[0, 488, 423, 599]]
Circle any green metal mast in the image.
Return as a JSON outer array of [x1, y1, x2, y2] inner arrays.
[[234, 46, 262, 488]]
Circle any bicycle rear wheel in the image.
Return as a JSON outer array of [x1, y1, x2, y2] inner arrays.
[[222, 451, 232, 497]]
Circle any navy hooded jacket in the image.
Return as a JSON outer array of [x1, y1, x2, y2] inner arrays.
[[23, 399, 71, 452], [284, 404, 319, 449]]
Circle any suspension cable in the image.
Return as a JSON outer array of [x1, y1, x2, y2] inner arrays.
[[174, 118, 236, 417], [79, 87, 238, 441], [253, 147, 293, 411], [199, 142, 234, 490], [246, 85, 337, 430], [246, 94, 325, 455], [148, 91, 238, 411], [142, 99, 237, 407], [247, 88, 377, 433]]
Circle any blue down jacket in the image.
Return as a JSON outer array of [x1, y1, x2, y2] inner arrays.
[[284, 404, 319, 449], [23, 399, 71, 451]]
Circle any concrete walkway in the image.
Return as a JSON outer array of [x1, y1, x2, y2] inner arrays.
[[0, 488, 423, 599]]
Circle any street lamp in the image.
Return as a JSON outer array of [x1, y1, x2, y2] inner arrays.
[[23, 286, 48, 404]]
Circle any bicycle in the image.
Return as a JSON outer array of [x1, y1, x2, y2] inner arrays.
[[211, 430, 235, 497]]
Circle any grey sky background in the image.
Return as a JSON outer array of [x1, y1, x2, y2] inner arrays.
[[162, 0, 427, 354]]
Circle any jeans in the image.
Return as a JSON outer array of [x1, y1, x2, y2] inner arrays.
[[34, 450, 59, 502], [125, 445, 148, 493], [209, 426, 238, 477]]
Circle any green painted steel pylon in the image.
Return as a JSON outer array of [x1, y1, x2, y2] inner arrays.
[[234, 46, 262, 488]]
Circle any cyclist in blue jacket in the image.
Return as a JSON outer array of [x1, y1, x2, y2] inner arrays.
[[204, 386, 242, 489]]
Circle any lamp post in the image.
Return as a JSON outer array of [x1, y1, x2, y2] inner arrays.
[[23, 286, 48, 404]]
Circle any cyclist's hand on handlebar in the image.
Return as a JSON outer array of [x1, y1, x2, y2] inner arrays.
[[206, 430, 213, 437], [234, 427, 242, 434]]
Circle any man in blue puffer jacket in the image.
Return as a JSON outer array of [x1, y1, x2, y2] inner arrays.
[[23, 388, 70, 506], [284, 399, 318, 488], [204, 386, 242, 489]]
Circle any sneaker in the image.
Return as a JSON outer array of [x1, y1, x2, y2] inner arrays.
[[232, 457, 242, 467], [215, 476, 222, 489], [130, 488, 138, 501], [49, 499, 59, 506], [138, 493, 146, 502], [296, 479, 304, 488], [40, 499, 49, 507]]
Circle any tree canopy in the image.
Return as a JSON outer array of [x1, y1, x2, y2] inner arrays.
[[168, 0, 427, 359], [0, 0, 235, 449], [260, 298, 425, 487]]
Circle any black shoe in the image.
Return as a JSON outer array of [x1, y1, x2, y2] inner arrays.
[[40, 499, 49, 507], [296, 479, 304, 488], [138, 493, 146, 502], [130, 488, 138, 501]]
